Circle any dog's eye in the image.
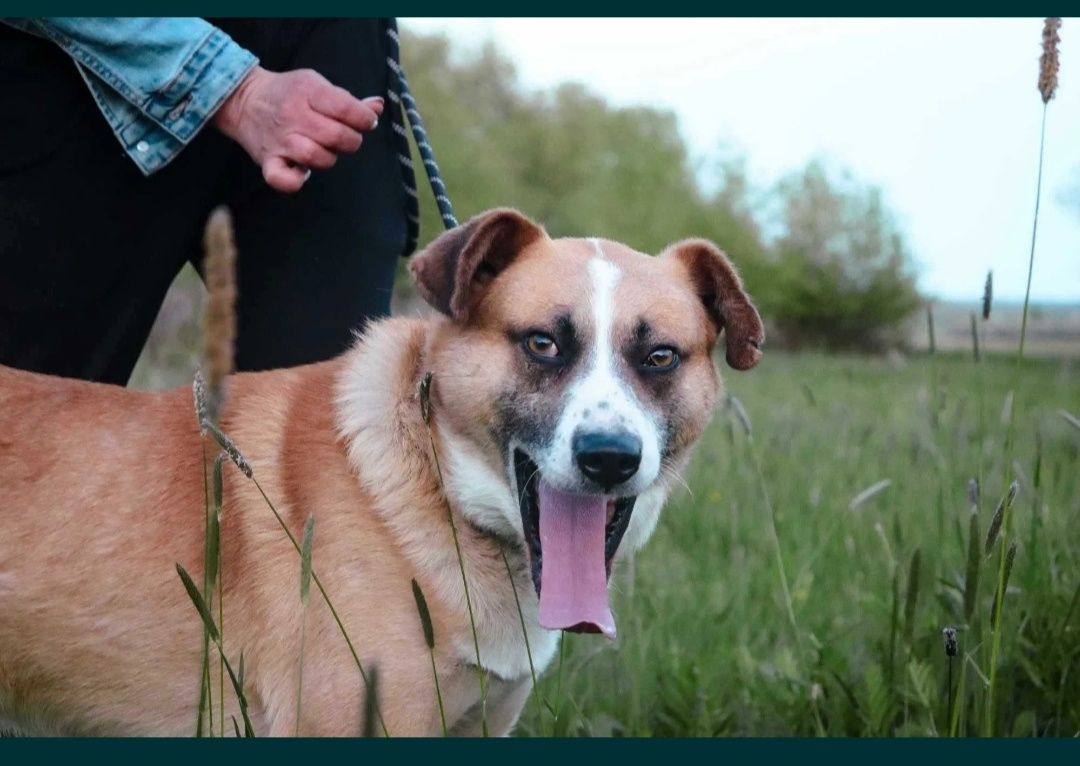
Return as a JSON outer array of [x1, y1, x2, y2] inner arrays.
[[642, 347, 679, 371], [525, 332, 560, 360]]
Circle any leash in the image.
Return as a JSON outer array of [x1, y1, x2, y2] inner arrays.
[[385, 20, 459, 255]]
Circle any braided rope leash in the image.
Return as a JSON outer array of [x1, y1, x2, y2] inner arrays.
[[385, 20, 459, 255]]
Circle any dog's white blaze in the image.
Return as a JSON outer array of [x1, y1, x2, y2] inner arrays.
[[542, 242, 662, 494]]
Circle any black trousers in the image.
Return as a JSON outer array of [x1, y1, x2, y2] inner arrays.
[[0, 19, 409, 384]]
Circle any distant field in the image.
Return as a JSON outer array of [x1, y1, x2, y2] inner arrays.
[[911, 301, 1080, 358]]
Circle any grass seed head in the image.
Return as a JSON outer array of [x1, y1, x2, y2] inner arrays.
[[419, 372, 434, 425], [942, 626, 958, 657], [202, 207, 238, 424], [982, 270, 993, 320], [204, 421, 253, 479], [192, 370, 209, 435], [985, 481, 1019, 557], [849, 479, 892, 511], [1039, 18, 1062, 104], [300, 515, 315, 605], [411, 578, 436, 649]]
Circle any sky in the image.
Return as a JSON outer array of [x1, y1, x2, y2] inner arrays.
[[402, 18, 1080, 304]]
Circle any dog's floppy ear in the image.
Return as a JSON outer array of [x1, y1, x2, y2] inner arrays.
[[662, 239, 765, 371], [409, 208, 546, 322]]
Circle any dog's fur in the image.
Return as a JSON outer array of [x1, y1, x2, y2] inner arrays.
[[0, 209, 762, 736]]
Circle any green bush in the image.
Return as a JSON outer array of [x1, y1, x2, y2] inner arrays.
[[763, 161, 922, 351]]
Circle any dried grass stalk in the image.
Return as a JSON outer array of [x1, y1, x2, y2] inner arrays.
[[1039, 18, 1062, 104], [202, 207, 238, 424]]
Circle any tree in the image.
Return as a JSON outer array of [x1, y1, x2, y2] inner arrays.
[[400, 33, 919, 351], [764, 161, 920, 351], [400, 31, 767, 268]]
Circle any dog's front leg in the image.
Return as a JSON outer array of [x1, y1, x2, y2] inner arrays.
[[261, 659, 441, 737], [448, 674, 533, 737]]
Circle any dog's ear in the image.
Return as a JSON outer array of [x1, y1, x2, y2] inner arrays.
[[409, 208, 546, 322], [662, 239, 764, 371]]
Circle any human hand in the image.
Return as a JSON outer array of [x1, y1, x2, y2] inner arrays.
[[212, 66, 384, 193]]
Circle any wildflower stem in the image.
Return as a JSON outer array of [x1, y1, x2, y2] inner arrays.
[[420, 373, 489, 736], [501, 549, 546, 735]]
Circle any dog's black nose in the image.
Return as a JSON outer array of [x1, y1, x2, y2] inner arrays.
[[573, 431, 642, 490]]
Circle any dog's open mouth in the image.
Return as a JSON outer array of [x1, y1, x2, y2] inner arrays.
[[514, 449, 636, 640]]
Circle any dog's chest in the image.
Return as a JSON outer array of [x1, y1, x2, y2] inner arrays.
[[472, 611, 560, 683]]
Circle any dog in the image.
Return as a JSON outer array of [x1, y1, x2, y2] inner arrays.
[[0, 208, 763, 736]]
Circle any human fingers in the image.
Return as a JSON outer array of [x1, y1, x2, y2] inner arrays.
[[309, 85, 383, 132], [263, 155, 308, 193], [282, 133, 338, 170], [304, 113, 364, 154]]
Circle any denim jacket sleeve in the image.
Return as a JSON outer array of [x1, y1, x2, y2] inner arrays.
[[3, 17, 258, 175]]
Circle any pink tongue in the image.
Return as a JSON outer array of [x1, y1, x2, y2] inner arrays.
[[537, 480, 616, 639]]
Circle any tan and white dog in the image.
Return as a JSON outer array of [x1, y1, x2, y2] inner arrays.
[[0, 208, 763, 736]]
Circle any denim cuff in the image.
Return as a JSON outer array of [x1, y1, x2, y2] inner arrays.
[[139, 28, 257, 143]]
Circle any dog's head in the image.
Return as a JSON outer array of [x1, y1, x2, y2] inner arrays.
[[411, 208, 763, 639]]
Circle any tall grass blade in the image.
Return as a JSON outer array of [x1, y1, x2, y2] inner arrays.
[[196, 442, 211, 737], [295, 515, 315, 737], [362, 665, 381, 738], [178, 563, 219, 643], [208, 456, 223, 592], [969, 312, 980, 363], [300, 516, 315, 605], [208, 453, 223, 737], [926, 305, 936, 354], [990, 542, 1018, 626], [849, 479, 892, 511], [176, 564, 255, 736], [1058, 409, 1080, 433], [727, 394, 752, 436], [903, 548, 921, 649], [501, 549, 545, 734], [419, 372, 489, 736], [411, 577, 447, 735], [963, 509, 981, 622], [888, 565, 900, 688], [246, 476, 388, 735]]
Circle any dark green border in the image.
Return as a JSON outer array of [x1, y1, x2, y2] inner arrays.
[[0, 5, 1077, 16], [2, 737, 1079, 755], [1, 6, 1075, 753]]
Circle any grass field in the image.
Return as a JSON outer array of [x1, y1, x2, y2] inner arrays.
[[513, 351, 1080, 737]]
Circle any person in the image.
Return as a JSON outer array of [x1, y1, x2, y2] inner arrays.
[[0, 18, 418, 383]]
